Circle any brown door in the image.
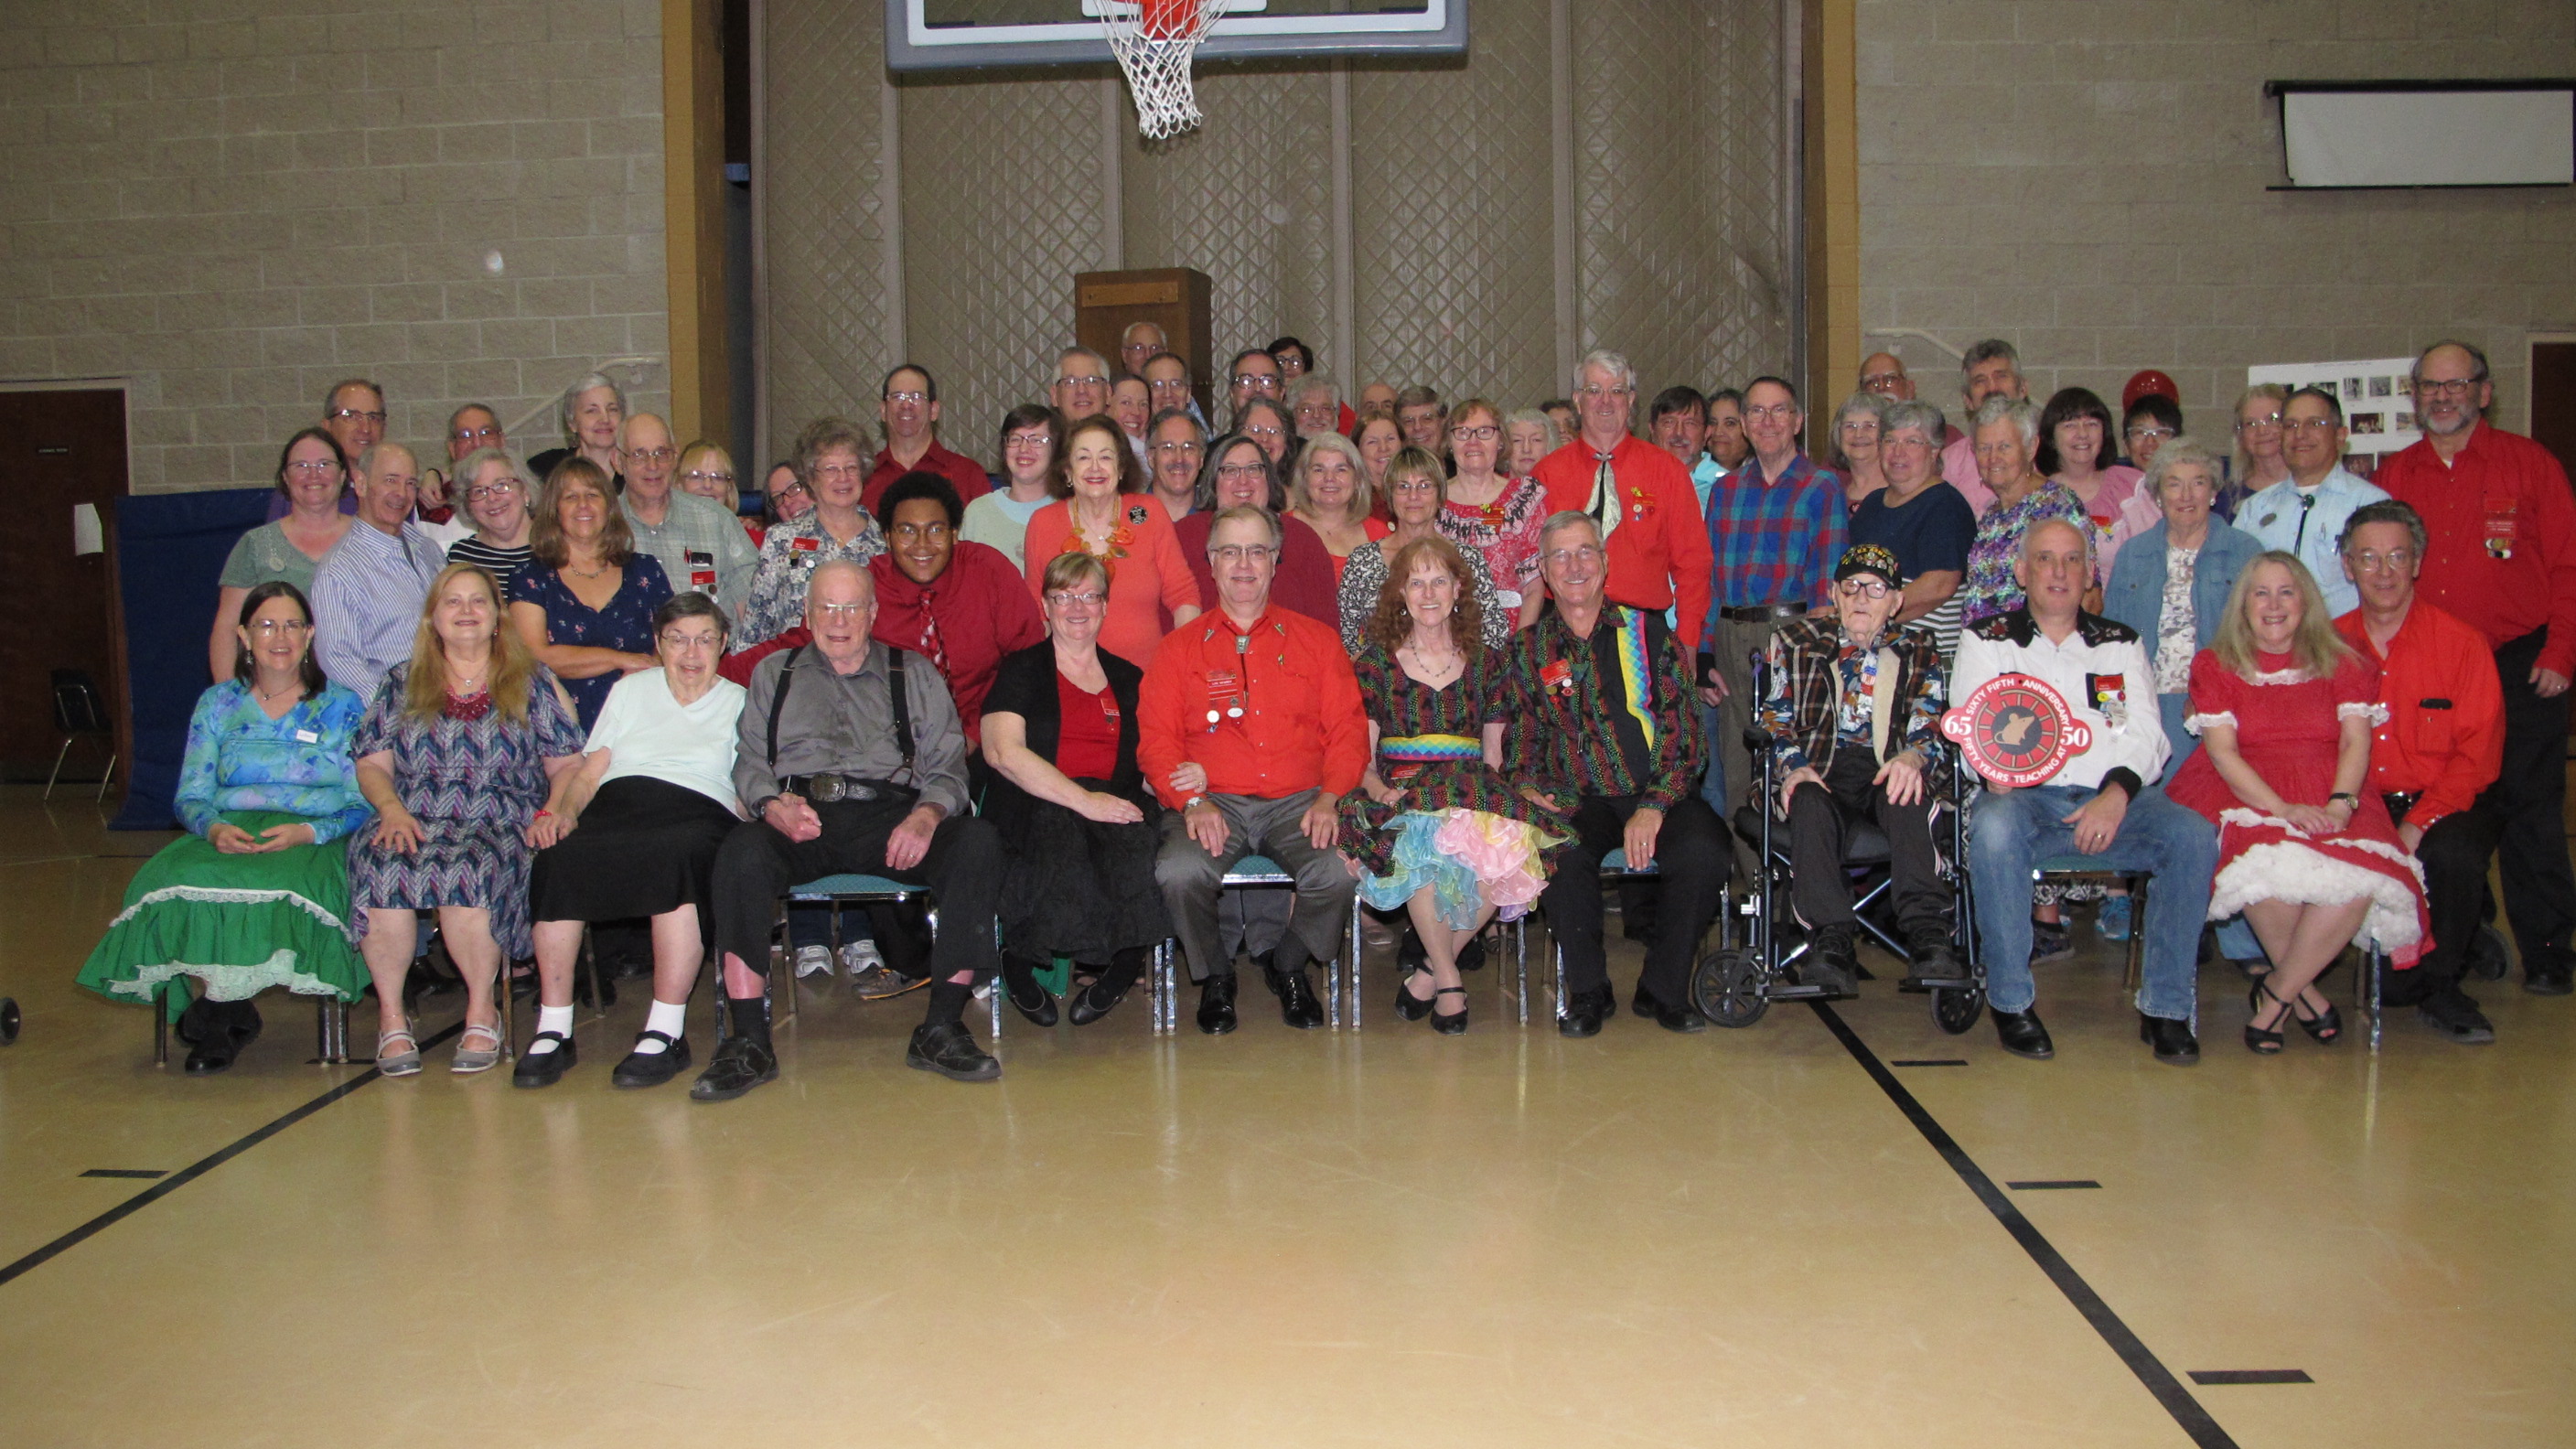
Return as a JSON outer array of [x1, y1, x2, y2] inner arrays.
[[0, 390, 128, 783], [2531, 341, 2576, 483]]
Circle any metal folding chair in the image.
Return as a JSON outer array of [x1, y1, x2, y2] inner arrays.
[[1148, 854, 1364, 1034], [771, 873, 999, 1038]]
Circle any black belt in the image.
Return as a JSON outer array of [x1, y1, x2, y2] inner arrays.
[[780, 773, 912, 804], [1720, 603, 1809, 623]]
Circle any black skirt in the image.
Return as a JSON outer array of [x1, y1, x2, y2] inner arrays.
[[531, 776, 738, 923], [997, 781, 1170, 961]]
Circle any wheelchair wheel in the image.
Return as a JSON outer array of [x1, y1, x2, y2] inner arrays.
[[1693, 950, 1769, 1028], [1930, 983, 1983, 1036], [0, 997, 16, 1044]]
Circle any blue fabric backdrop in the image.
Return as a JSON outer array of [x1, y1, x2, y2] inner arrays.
[[111, 489, 273, 831]]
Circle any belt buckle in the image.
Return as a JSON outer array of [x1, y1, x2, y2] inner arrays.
[[809, 774, 846, 803]]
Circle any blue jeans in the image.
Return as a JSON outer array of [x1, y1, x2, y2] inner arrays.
[[1968, 782, 2216, 1022], [2158, 691, 2262, 963]]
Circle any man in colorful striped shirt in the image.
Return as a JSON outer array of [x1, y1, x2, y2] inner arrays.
[[1500, 512, 1727, 1038]]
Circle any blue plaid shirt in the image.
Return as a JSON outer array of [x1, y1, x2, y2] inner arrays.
[[1702, 451, 1846, 621]]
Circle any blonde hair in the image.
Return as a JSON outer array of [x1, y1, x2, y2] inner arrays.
[[2210, 551, 2351, 683], [2232, 382, 2290, 484], [1290, 430, 1374, 521], [403, 562, 539, 724], [677, 439, 739, 513]]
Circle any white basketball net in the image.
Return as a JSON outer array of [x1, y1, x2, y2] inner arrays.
[[1102, 0, 1229, 140]]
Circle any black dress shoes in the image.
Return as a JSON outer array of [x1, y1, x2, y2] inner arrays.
[[1558, 984, 1614, 1037], [1197, 972, 1240, 1035], [2525, 957, 2573, 995], [907, 1021, 1001, 1081], [183, 1000, 261, 1074], [1001, 957, 1058, 1027], [2139, 1013, 2199, 1065], [611, 1031, 692, 1088], [1067, 978, 1129, 1027], [1270, 964, 1326, 1029], [510, 1033, 576, 1088], [1992, 1006, 2055, 1059], [689, 1036, 779, 1101], [1648, 995, 1709, 1033]]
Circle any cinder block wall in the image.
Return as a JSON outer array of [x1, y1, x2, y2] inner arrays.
[[0, 0, 671, 492], [1856, 0, 2576, 433]]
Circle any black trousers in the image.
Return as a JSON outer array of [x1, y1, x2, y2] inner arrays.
[[711, 797, 1001, 985], [1540, 794, 1728, 1004], [2476, 629, 2576, 970], [1787, 749, 1948, 936], [2382, 796, 2505, 1004]]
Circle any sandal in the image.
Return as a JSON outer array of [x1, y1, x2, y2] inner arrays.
[[2290, 989, 2343, 1046], [375, 1020, 423, 1077], [1431, 986, 1469, 1036], [450, 1018, 505, 1075], [2244, 982, 2288, 1056], [1393, 963, 1435, 1022]]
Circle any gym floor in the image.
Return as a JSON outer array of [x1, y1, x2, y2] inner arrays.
[[1, 787, 2569, 1448]]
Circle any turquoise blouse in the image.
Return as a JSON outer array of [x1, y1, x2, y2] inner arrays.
[[174, 680, 372, 844]]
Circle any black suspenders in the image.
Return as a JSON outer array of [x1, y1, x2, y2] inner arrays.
[[764, 644, 917, 773]]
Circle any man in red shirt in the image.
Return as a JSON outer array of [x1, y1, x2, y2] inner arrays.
[[1532, 349, 1714, 655], [2335, 501, 2506, 1042], [2373, 340, 2576, 996], [861, 364, 993, 515], [1143, 506, 1368, 1034]]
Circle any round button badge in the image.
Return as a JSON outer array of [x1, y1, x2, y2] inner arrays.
[[1940, 672, 2093, 789]]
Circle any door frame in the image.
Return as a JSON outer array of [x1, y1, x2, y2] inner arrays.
[[0, 379, 135, 792]]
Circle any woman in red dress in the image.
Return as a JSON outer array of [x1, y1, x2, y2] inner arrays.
[[2167, 553, 2428, 1053]]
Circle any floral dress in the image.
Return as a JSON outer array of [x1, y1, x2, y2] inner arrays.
[[1439, 476, 1550, 607], [508, 553, 672, 729], [1335, 645, 1566, 928], [346, 665, 586, 960], [735, 512, 887, 648], [77, 682, 374, 1018], [1959, 481, 2090, 625]]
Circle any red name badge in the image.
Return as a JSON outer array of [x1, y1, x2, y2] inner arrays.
[[2485, 495, 2518, 560], [792, 535, 821, 553], [1540, 658, 1575, 693]]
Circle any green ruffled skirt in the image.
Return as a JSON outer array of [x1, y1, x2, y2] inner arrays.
[[76, 810, 367, 1022]]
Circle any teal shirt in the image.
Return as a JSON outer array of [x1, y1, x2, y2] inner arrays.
[[174, 681, 372, 843]]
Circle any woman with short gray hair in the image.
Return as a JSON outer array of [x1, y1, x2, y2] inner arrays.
[[1958, 394, 2088, 626], [526, 371, 629, 485], [1825, 392, 1893, 510]]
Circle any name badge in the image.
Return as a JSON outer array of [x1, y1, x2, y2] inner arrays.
[[2485, 495, 2518, 560], [295, 729, 320, 744], [791, 535, 821, 553], [2085, 671, 2129, 728], [1540, 658, 1575, 694]]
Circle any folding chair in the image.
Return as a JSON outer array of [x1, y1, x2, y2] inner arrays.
[[1148, 854, 1364, 1034], [768, 874, 1000, 1038]]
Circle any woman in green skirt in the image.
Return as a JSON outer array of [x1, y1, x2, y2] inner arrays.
[[78, 581, 372, 1072]]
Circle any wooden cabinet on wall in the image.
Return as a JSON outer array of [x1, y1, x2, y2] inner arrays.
[[1076, 268, 1212, 417]]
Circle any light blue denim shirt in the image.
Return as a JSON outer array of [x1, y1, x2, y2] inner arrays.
[[2235, 466, 2388, 617]]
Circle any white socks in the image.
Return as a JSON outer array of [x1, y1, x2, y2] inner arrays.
[[631, 999, 687, 1054], [527, 1004, 574, 1053]]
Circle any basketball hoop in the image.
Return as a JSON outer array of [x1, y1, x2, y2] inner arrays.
[[1102, 0, 1228, 140]]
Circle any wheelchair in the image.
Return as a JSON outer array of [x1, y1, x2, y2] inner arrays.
[[1690, 701, 1984, 1034]]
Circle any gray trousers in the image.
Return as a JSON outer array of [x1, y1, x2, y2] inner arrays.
[[1712, 613, 1787, 879], [1154, 789, 1357, 982]]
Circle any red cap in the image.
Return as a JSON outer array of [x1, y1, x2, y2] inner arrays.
[[2121, 370, 2179, 412]]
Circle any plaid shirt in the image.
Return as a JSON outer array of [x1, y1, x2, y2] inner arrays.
[[1497, 605, 1703, 810], [1703, 450, 1846, 617], [1758, 615, 1953, 804]]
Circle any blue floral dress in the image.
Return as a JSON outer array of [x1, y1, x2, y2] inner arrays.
[[507, 553, 672, 728], [77, 681, 373, 1017], [346, 665, 586, 959]]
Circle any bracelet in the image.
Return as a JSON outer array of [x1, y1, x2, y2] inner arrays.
[[534, 809, 553, 818]]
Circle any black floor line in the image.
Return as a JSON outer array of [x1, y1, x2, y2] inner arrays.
[[0, 1019, 465, 1289], [2189, 1369, 2312, 1386], [1809, 1001, 2238, 1449]]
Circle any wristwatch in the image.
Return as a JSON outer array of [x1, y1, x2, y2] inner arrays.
[[1183, 794, 1208, 810]]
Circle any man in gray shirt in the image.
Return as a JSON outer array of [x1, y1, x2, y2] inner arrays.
[[619, 412, 758, 617], [695, 561, 1004, 1097]]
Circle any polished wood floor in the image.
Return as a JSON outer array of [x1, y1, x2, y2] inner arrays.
[[2, 787, 2570, 1448]]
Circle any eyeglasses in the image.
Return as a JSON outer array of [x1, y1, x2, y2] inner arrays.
[[810, 463, 862, 481], [1005, 432, 1054, 450], [626, 446, 677, 465], [2281, 416, 2340, 434], [1044, 589, 1109, 608], [1743, 403, 1798, 421], [1574, 384, 1633, 401], [1836, 579, 1893, 600], [1058, 376, 1107, 392], [2235, 414, 2282, 432], [1210, 544, 1277, 564], [1451, 424, 1500, 442], [1541, 544, 1605, 567], [1390, 478, 1442, 495], [284, 459, 341, 476], [247, 619, 312, 636], [2415, 378, 2481, 397], [1860, 372, 1905, 392], [465, 481, 521, 501], [1231, 373, 1279, 389], [1216, 462, 1267, 479], [659, 629, 721, 649], [452, 425, 500, 444], [1838, 421, 1881, 435], [681, 469, 735, 486], [2346, 548, 2417, 574], [884, 390, 929, 404], [1242, 424, 1283, 439], [1150, 440, 1203, 456], [328, 408, 387, 424], [772, 480, 814, 499], [812, 603, 869, 619], [2123, 425, 2176, 443]]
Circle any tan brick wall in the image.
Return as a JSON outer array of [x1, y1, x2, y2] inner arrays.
[[1856, 1, 2576, 435], [0, 0, 670, 492]]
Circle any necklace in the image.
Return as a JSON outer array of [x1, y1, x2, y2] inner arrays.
[[253, 677, 300, 705], [565, 558, 610, 579]]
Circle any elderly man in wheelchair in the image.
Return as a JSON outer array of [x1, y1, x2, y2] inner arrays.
[[1754, 542, 1961, 997]]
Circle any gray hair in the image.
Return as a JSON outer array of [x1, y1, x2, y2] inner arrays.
[[1826, 392, 1892, 470], [1208, 502, 1283, 549], [2410, 338, 2492, 388], [2020, 514, 2095, 564], [2141, 435, 2221, 505], [450, 445, 531, 499], [1539, 509, 1603, 553], [1971, 393, 2039, 450], [1881, 399, 1947, 443], [616, 411, 671, 452], [1055, 346, 1111, 382], [2338, 499, 2430, 561], [1960, 338, 2021, 377], [353, 441, 415, 479], [804, 557, 873, 603], [1289, 373, 1341, 410], [323, 377, 384, 415], [445, 402, 499, 438], [1505, 407, 1563, 450], [1291, 429, 1374, 519], [557, 371, 628, 445], [1573, 349, 1637, 395]]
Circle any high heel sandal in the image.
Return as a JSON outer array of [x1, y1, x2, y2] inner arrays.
[[1394, 964, 1435, 1022], [2244, 982, 2288, 1056], [2289, 989, 2343, 1046], [1430, 986, 1469, 1036]]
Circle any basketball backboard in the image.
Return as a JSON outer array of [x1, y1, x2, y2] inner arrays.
[[886, 0, 1468, 71]]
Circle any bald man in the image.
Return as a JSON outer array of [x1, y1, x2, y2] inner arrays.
[[311, 442, 448, 702]]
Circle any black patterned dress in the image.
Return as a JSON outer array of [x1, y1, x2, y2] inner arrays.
[[1336, 645, 1567, 928]]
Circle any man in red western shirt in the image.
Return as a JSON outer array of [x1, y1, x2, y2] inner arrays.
[[1143, 506, 1368, 1035], [2372, 340, 2576, 996], [2334, 500, 2506, 1042], [861, 363, 993, 515], [1531, 349, 1714, 654]]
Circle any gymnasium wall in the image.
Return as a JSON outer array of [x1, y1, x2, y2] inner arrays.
[[1855, 0, 2576, 433], [0, 0, 673, 492], [757, 0, 1805, 469]]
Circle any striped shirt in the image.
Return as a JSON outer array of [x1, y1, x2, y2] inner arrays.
[[1496, 605, 1703, 811], [445, 536, 532, 594], [311, 521, 446, 704], [1703, 450, 1847, 616]]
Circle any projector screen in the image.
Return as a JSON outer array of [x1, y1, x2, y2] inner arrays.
[[2279, 86, 2574, 188]]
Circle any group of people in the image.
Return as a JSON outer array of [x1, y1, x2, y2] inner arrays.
[[74, 331, 2573, 1096]]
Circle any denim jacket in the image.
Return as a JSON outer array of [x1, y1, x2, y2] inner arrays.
[[2099, 518, 2263, 687]]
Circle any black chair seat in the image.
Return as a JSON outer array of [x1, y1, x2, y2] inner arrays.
[[1733, 804, 1892, 866]]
